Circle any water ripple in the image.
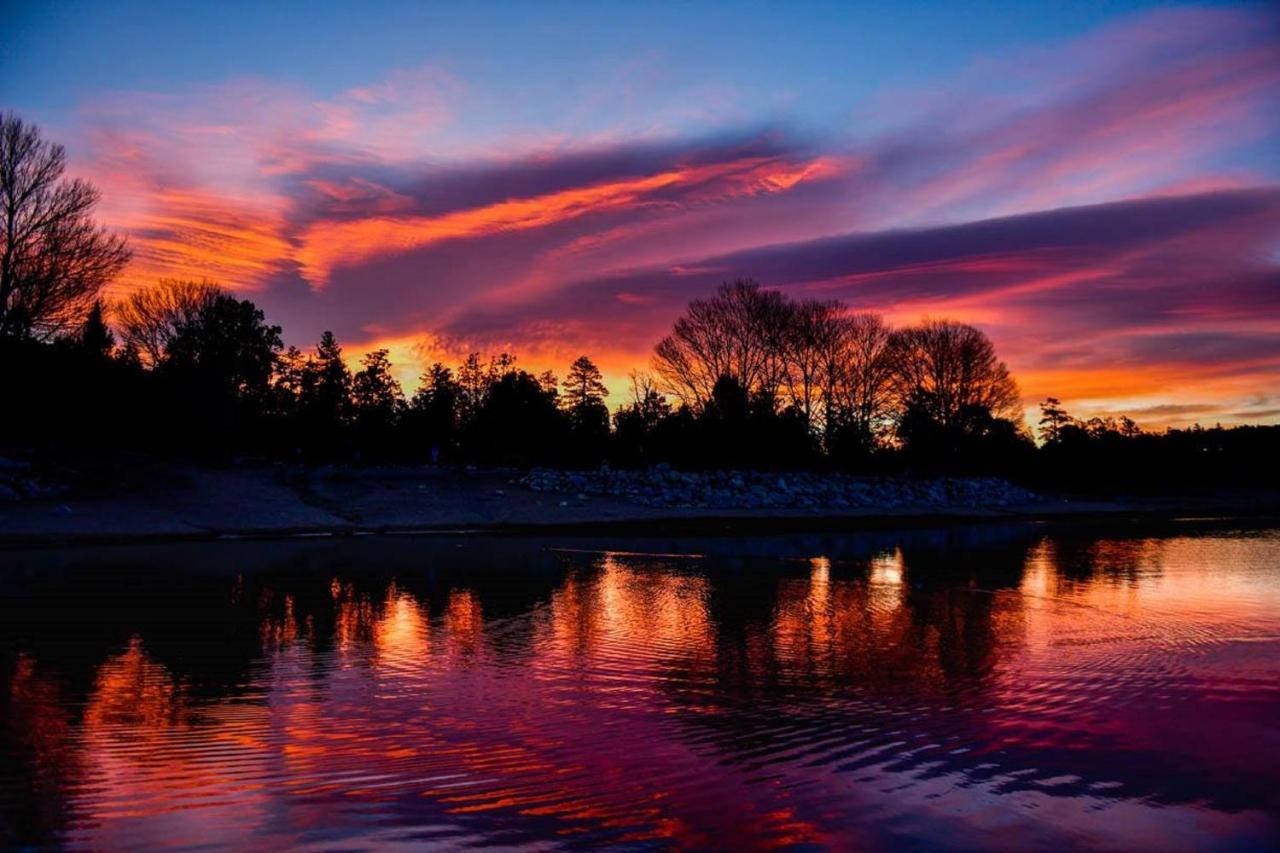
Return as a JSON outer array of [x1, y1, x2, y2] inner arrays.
[[2, 525, 1279, 849]]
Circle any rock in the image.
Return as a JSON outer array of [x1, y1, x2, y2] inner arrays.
[[0, 456, 30, 473], [514, 464, 1038, 512]]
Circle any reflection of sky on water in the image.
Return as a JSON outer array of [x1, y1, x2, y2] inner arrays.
[[3, 523, 1279, 849]]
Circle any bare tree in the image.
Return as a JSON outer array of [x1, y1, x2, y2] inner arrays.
[[825, 311, 895, 441], [783, 298, 833, 427], [0, 112, 130, 339], [114, 278, 221, 365], [887, 319, 1021, 427], [776, 300, 896, 446], [785, 298, 873, 433], [626, 371, 665, 411], [653, 279, 793, 407]]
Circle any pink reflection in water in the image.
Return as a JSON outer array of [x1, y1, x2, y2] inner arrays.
[[3, 528, 1279, 849]]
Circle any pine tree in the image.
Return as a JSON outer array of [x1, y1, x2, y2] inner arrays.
[[352, 349, 404, 428], [563, 355, 607, 411], [304, 330, 351, 426], [409, 363, 460, 460], [79, 300, 115, 359], [1038, 397, 1073, 444]]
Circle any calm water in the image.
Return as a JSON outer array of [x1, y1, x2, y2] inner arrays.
[[2, 522, 1279, 850]]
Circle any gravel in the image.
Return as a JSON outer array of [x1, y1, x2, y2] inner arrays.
[[519, 466, 1041, 511]]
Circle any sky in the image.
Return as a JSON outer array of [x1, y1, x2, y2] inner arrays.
[[3, 1, 1278, 428]]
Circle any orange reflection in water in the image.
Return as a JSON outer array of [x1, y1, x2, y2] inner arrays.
[[4, 530, 1279, 850], [376, 584, 431, 661], [83, 637, 192, 733], [7, 653, 81, 838], [444, 589, 482, 658]]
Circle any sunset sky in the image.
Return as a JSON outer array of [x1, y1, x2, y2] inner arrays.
[[3, 1, 1278, 428]]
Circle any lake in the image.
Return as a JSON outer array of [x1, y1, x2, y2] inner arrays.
[[2, 522, 1278, 849]]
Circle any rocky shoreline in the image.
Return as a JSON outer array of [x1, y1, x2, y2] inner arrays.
[[0, 456, 63, 502], [521, 466, 1041, 510], [2, 461, 1273, 546]]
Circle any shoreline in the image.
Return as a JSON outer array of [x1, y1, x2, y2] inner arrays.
[[2, 510, 1274, 550], [2, 464, 1276, 548]]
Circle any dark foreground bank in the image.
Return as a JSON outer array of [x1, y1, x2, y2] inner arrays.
[[2, 462, 1278, 545]]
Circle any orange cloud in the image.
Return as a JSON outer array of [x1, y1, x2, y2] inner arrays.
[[102, 186, 293, 296], [293, 155, 837, 287], [295, 171, 685, 285]]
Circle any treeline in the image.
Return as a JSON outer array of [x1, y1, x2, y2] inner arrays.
[[3, 276, 1031, 472], [4, 276, 1276, 491], [1033, 398, 1278, 491], [643, 279, 1029, 472]]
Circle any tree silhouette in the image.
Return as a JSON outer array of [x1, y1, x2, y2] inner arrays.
[[274, 345, 307, 400], [563, 356, 606, 410], [462, 369, 569, 466], [301, 331, 352, 430], [456, 351, 516, 420], [883, 320, 1027, 469], [0, 112, 130, 339], [407, 363, 460, 462], [821, 310, 895, 453], [654, 279, 793, 407], [78, 300, 114, 360], [352, 349, 404, 427], [162, 295, 282, 399], [154, 294, 282, 452], [620, 371, 669, 428], [888, 320, 1022, 428], [4, 272, 1276, 487], [783, 298, 841, 431], [1038, 397, 1073, 444], [562, 356, 609, 465], [654, 282, 895, 462], [115, 279, 221, 366], [613, 371, 672, 466]]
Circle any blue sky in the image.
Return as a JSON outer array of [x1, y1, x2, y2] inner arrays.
[[3, 1, 1215, 131]]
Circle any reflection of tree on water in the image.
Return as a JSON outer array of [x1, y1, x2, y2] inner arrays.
[[2, 528, 1038, 845], [1, 536, 567, 699], [1030, 535, 1167, 586], [1, 537, 575, 847], [3, 523, 1278, 847], [4, 654, 81, 847], [694, 526, 1036, 702], [661, 527, 1279, 819]]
